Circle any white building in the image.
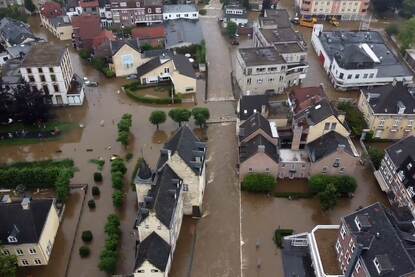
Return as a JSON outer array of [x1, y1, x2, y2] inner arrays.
[[295, 0, 370, 20], [133, 126, 207, 277], [19, 43, 85, 106], [234, 47, 307, 95], [311, 24, 414, 91], [223, 4, 248, 27], [0, 198, 60, 267], [163, 4, 198, 20]]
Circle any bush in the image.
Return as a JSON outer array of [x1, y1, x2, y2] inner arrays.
[[112, 190, 123, 208], [82, 230, 93, 242], [79, 246, 90, 258], [337, 102, 367, 136], [125, 87, 182, 104], [88, 199, 96, 209], [199, 9, 207, 15], [386, 23, 399, 36], [99, 214, 121, 274], [92, 186, 100, 196], [112, 171, 124, 190], [94, 172, 103, 182], [273, 229, 294, 248], [241, 173, 277, 193], [368, 147, 384, 170], [104, 68, 115, 78], [318, 184, 339, 211], [111, 159, 127, 174]]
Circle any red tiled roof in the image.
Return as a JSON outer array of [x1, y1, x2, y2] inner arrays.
[[92, 30, 115, 49], [132, 25, 166, 40], [289, 86, 327, 113], [40, 2, 63, 18], [79, 0, 99, 8], [72, 15, 102, 40]]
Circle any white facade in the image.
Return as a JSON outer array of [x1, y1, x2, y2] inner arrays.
[[311, 24, 414, 91], [20, 48, 84, 106], [134, 259, 171, 277], [163, 5, 198, 20], [296, 0, 370, 20]]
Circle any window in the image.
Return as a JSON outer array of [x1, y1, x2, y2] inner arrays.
[[355, 74, 360, 79], [54, 85, 59, 92], [347, 74, 352, 79], [247, 78, 251, 85], [363, 73, 368, 78], [340, 225, 346, 239], [27, 68, 32, 74], [248, 168, 253, 172], [333, 158, 340, 167], [393, 119, 400, 127], [373, 257, 381, 274], [369, 73, 374, 78], [355, 260, 361, 272], [51, 75, 56, 81], [335, 239, 341, 253], [183, 184, 189, 191], [21, 259, 29, 266], [137, 270, 144, 273], [322, 167, 327, 173], [379, 119, 385, 127], [151, 269, 159, 273], [122, 54, 134, 69], [29, 76, 35, 82], [347, 255, 351, 264], [29, 248, 37, 254], [147, 8, 151, 13], [256, 79, 263, 84], [145, 224, 149, 229], [265, 168, 270, 172], [2, 249, 10, 255], [164, 67, 170, 73], [354, 216, 362, 231], [324, 122, 330, 130], [331, 122, 337, 130], [40, 75, 46, 82], [16, 249, 24, 256], [409, 120, 414, 127], [49, 67, 54, 73], [38, 67, 43, 73], [351, 243, 356, 253], [339, 72, 344, 79], [46, 240, 52, 256], [34, 259, 42, 265]]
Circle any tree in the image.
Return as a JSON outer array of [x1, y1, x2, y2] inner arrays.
[[0, 251, 17, 277], [241, 173, 277, 193], [111, 159, 127, 174], [94, 172, 103, 182], [226, 21, 238, 38], [242, 0, 250, 9], [79, 246, 90, 258], [318, 184, 339, 210], [192, 107, 210, 128], [55, 170, 71, 203], [117, 131, 129, 147], [386, 23, 400, 36], [92, 186, 100, 196], [99, 252, 117, 273], [168, 109, 191, 127], [24, 0, 36, 13], [112, 190, 123, 208], [82, 230, 93, 242], [372, 0, 393, 13], [368, 147, 384, 170], [149, 111, 166, 129], [398, 17, 415, 51], [401, 0, 415, 17]]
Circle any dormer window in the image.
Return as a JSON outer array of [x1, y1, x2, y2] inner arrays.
[[7, 236, 17, 243], [340, 225, 346, 239], [244, 110, 247, 114], [354, 216, 362, 231]]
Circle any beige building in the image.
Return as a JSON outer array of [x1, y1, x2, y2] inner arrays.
[[41, 15, 73, 40], [137, 54, 197, 95], [20, 43, 84, 106], [358, 82, 415, 140], [0, 198, 60, 267], [109, 39, 145, 77], [307, 131, 359, 176], [296, 0, 370, 20]]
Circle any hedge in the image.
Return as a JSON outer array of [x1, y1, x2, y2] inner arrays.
[[273, 229, 294, 248], [125, 88, 182, 105], [99, 214, 121, 274], [241, 173, 277, 193], [273, 192, 314, 199]]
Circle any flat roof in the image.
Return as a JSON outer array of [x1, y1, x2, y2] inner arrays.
[[318, 29, 412, 78], [163, 4, 197, 13], [314, 228, 342, 275], [278, 149, 308, 162], [260, 27, 302, 45], [21, 43, 66, 67], [239, 47, 285, 66]]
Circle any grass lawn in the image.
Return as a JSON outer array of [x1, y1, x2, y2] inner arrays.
[[0, 122, 78, 146]]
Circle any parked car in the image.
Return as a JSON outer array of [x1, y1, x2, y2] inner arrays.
[[85, 80, 98, 87], [126, 74, 137, 80]]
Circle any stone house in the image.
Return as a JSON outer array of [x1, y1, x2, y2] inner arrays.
[[108, 38, 143, 77], [358, 82, 415, 140], [0, 198, 60, 267], [306, 131, 359, 176]]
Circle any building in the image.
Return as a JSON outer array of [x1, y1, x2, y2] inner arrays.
[[288, 85, 326, 114], [164, 19, 203, 49], [110, 0, 163, 27], [283, 202, 415, 277], [306, 131, 359, 176], [163, 4, 198, 20], [109, 38, 143, 77], [132, 125, 206, 276], [20, 43, 85, 105], [137, 53, 197, 94], [40, 2, 73, 40], [71, 15, 103, 49], [295, 0, 370, 20], [358, 82, 415, 139], [132, 25, 165, 48], [311, 24, 414, 91], [0, 18, 40, 47], [222, 4, 248, 27], [0, 198, 60, 267], [79, 0, 100, 15], [375, 135, 415, 217]]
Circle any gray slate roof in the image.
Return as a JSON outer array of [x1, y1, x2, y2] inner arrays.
[[163, 4, 197, 13], [306, 131, 353, 162], [362, 83, 415, 114], [239, 94, 268, 120], [239, 112, 272, 141], [0, 18, 38, 46], [172, 54, 195, 78], [0, 199, 54, 244], [165, 19, 203, 49], [294, 98, 338, 127], [343, 202, 415, 276], [157, 125, 206, 175], [110, 38, 140, 55], [136, 57, 166, 78], [50, 15, 71, 27], [239, 134, 279, 163], [386, 135, 415, 167], [135, 232, 171, 272]]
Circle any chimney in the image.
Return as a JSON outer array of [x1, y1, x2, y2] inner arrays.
[[392, 78, 397, 87], [258, 145, 265, 153], [398, 101, 406, 115], [21, 197, 31, 210], [291, 125, 303, 151]]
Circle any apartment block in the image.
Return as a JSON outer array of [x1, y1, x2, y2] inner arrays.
[[296, 0, 370, 20]]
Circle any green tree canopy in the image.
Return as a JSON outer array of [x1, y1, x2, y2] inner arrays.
[[149, 111, 166, 129], [241, 173, 277, 193], [318, 183, 339, 210], [192, 107, 210, 128], [368, 147, 384, 170], [168, 108, 191, 127], [226, 21, 238, 38], [0, 251, 17, 277], [112, 190, 123, 208], [398, 17, 415, 51]]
